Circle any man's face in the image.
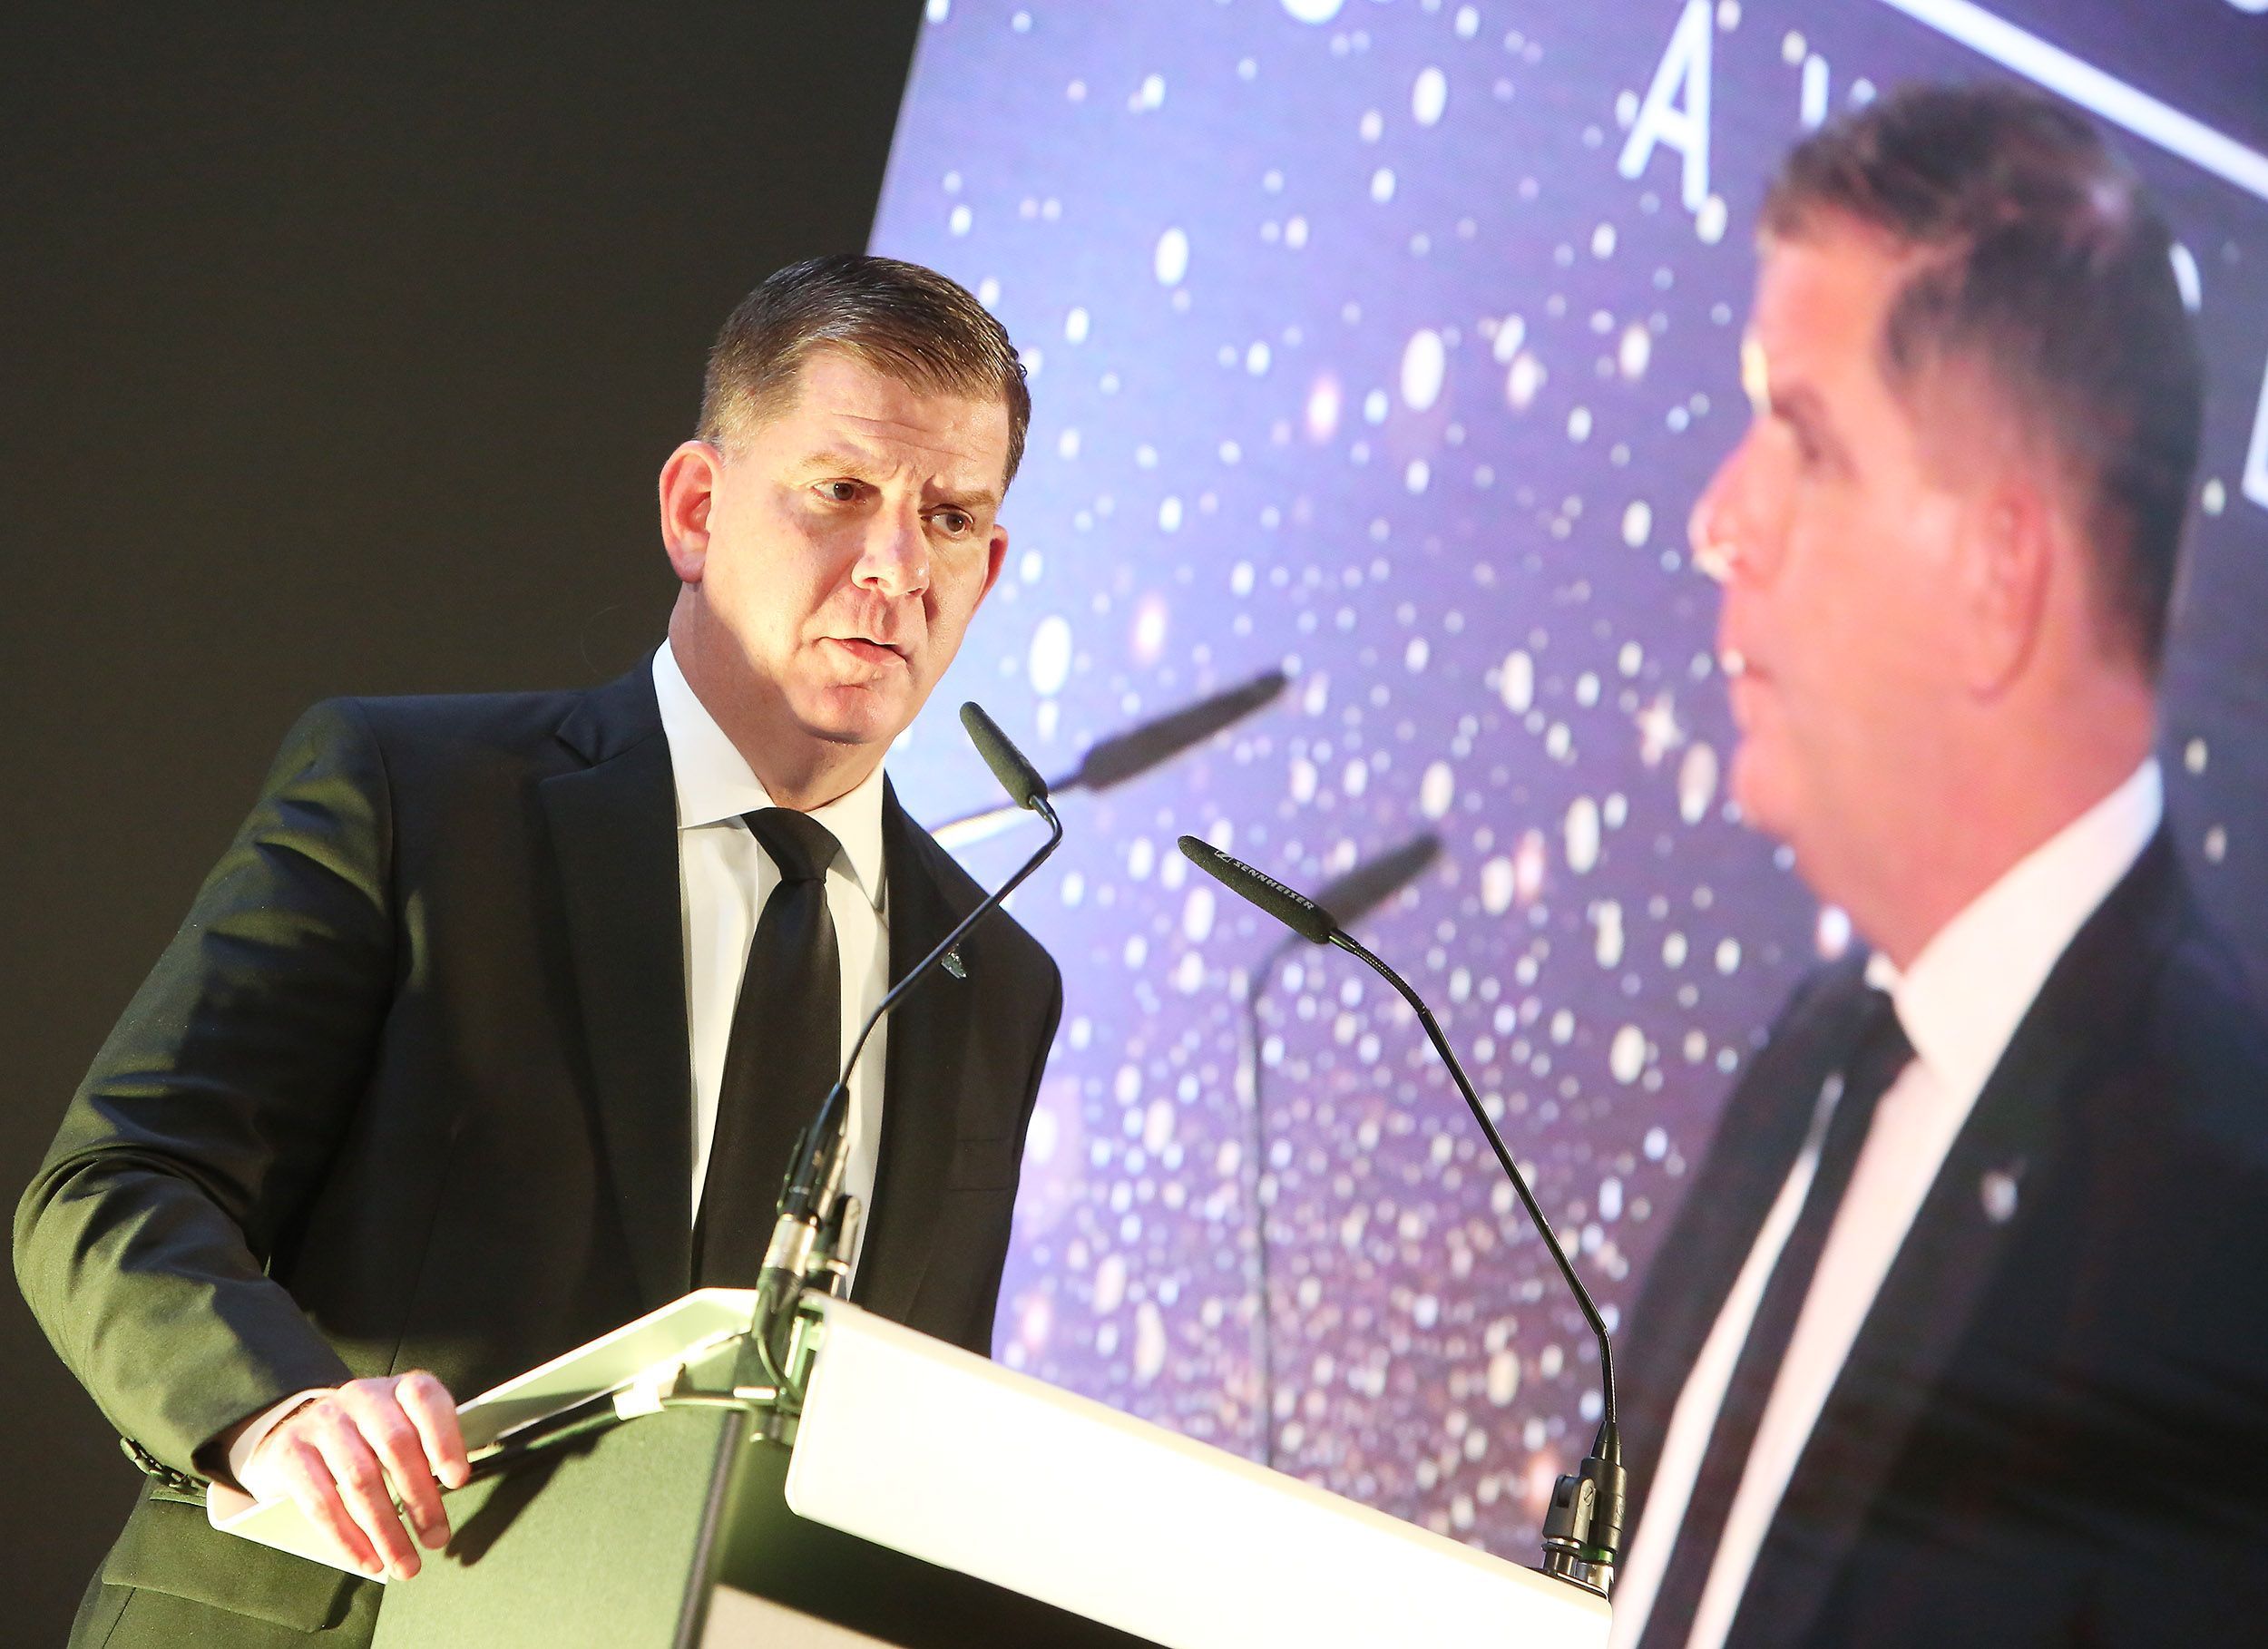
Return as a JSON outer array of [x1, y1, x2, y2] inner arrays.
[[1690, 224, 1972, 886], [686, 349, 1011, 753]]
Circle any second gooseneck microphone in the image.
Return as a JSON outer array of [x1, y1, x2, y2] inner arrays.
[[1179, 834, 1627, 1597]]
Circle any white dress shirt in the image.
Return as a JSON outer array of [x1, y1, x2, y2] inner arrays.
[[211, 645, 894, 1522], [1611, 759, 2163, 1649]]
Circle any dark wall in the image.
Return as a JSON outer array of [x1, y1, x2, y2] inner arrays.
[[0, 5, 923, 1636]]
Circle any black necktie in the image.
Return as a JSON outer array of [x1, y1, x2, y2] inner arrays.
[[693, 807, 843, 1286], [1640, 983, 1914, 1647]]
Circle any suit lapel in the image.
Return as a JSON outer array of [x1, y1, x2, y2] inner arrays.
[[851, 781, 976, 1329], [539, 664, 694, 1314], [1736, 834, 2189, 1645]]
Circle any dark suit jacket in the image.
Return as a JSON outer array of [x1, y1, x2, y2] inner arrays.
[[1618, 833, 2268, 1647], [14, 660, 1062, 1643]]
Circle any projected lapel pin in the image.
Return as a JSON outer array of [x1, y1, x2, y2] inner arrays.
[[1980, 1163, 2023, 1225]]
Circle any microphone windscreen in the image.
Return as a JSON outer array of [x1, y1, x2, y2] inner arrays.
[[1178, 836, 1335, 945], [961, 703, 1050, 810]]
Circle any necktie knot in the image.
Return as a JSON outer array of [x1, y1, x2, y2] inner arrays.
[[746, 808, 839, 885], [1845, 981, 1915, 1099]]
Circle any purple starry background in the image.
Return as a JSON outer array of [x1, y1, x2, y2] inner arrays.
[[869, 0, 2268, 1556]]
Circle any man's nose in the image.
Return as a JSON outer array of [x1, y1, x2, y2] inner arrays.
[[1688, 433, 1783, 587], [855, 503, 931, 600]]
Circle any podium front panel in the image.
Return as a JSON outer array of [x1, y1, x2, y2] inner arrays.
[[789, 1301, 1612, 1649]]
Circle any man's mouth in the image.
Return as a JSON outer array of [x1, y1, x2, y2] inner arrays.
[[1721, 647, 1775, 731], [826, 636, 908, 668]]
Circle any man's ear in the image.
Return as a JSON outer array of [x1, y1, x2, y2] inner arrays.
[[977, 522, 1011, 604], [1960, 474, 2053, 698], [659, 442, 724, 585]]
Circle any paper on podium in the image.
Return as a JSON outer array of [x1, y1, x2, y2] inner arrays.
[[210, 1289, 763, 1574], [788, 1299, 1611, 1649]]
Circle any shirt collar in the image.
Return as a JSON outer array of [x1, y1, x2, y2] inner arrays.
[[1864, 758, 2162, 1103], [650, 643, 888, 909]]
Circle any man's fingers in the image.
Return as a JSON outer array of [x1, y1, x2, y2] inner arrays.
[[241, 1374, 467, 1577], [312, 1417, 421, 1580], [347, 1390, 451, 1554], [274, 1436, 382, 1578], [396, 1371, 471, 1491]]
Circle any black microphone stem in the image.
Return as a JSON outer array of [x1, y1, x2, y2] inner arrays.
[[1178, 833, 1623, 1593], [787, 795, 1064, 1231], [1330, 924, 1626, 1592], [748, 799, 1063, 1391], [1325, 928, 1617, 1434]]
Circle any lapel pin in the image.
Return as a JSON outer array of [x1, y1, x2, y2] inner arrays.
[[1980, 1164, 2021, 1225], [942, 946, 968, 981]]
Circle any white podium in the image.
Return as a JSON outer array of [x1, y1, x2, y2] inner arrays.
[[221, 1292, 1611, 1648]]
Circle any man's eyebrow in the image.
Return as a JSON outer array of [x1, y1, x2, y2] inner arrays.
[[927, 482, 1001, 514], [801, 445, 881, 474]]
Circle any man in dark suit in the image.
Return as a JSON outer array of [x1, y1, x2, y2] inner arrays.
[[15, 254, 1062, 1645], [1610, 87, 2268, 1646]]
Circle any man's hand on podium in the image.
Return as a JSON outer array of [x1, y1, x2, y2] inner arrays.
[[236, 1371, 472, 1581]]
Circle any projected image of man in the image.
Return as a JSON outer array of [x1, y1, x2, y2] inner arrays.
[[1610, 83, 2268, 1649]]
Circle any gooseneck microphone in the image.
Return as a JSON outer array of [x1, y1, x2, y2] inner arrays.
[[744, 706, 1064, 1390], [1180, 835, 1626, 1598]]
